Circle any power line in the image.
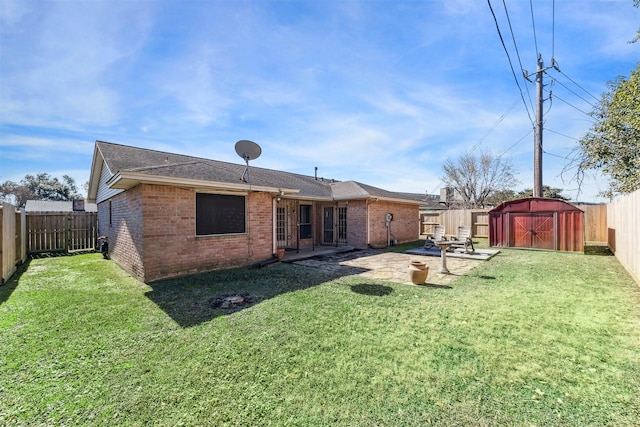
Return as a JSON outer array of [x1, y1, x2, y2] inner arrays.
[[548, 75, 597, 109], [551, 0, 556, 60], [487, 0, 535, 127], [544, 87, 553, 116], [555, 65, 600, 102], [498, 129, 533, 158], [543, 149, 571, 160], [529, 0, 539, 55], [547, 91, 593, 117], [502, 0, 535, 112], [546, 128, 579, 141], [470, 98, 520, 153]]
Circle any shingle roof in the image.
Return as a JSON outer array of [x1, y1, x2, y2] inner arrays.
[[94, 141, 420, 204]]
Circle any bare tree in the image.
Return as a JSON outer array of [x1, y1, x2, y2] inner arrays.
[[441, 151, 518, 208]]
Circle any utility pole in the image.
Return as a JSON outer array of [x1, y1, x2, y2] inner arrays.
[[525, 54, 554, 198], [534, 54, 544, 198]]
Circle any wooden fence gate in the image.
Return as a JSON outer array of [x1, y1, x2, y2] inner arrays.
[[27, 212, 98, 254]]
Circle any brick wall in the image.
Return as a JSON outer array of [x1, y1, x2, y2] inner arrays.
[[98, 184, 275, 282], [97, 187, 145, 280], [368, 201, 419, 247], [141, 185, 274, 282], [98, 182, 419, 281], [347, 200, 368, 248]]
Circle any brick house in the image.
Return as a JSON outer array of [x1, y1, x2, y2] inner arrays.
[[87, 141, 423, 282]]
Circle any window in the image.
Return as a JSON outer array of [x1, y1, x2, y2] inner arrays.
[[299, 205, 312, 239], [196, 193, 246, 235]]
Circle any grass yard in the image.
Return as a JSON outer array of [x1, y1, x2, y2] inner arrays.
[[1, 244, 639, 426]]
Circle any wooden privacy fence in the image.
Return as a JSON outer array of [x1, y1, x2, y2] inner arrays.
[[420, 204, 607, 242], [575, 204, 607, 243], [27, 212, 98, 254], [420, 209, 490, 238], [1, 203, 27, 284], [607, 189, 640, 284]]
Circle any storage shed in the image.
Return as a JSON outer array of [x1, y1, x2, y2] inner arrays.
[[489, 198, 584, 252]]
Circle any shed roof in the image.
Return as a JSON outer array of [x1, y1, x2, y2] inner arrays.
[[88, 141, 421, 205], [489, 197, 583, 213]]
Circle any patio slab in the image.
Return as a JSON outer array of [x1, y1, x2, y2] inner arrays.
[[289, 249, 490, 287]]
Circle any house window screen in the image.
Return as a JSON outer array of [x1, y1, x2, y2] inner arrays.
[[299, 205, 312, 239], [196, 193, 246, 235]]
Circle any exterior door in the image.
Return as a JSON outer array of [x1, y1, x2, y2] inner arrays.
[[510, 213, 555, 250], [276, 201, 297, 249], [323, 207, 334, 244]]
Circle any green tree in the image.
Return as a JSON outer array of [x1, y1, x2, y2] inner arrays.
[[572, 65, 640, 199], [516, 185, 570, 201], [441, 151, 519, 209], [0, 173, 82, 207], [484, 189, 517, 206]]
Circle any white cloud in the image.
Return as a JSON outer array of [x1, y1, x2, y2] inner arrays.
[[1, 0, 634, 203], [1, 1, 152, 128]]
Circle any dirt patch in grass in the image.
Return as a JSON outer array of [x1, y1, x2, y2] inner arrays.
[[210, 293, 256, 309]]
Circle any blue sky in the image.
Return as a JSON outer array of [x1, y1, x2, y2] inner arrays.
[[1, 0, 638, 202]]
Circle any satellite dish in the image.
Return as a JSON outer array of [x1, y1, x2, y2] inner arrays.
[[235, 140, 262, 161], [234, 140, 261, 182]]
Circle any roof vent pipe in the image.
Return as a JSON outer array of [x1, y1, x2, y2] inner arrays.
[[315, 167, 318, 180]]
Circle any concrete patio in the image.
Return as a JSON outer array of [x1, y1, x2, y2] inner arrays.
[[284, 247, 492, 287]]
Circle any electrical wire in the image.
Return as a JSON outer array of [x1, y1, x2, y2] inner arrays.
[[529, 0, 539, 54], [544, 89, 553, 116], [470, 98, 520, 153], [543, 149, 571, 160], [546, 128, 579, 141], [555, 66, 600, 102], [551, 0, 555, 60], [549, 75, 597, 109], [546, 92, 593, 117], [502, 0, 535, 112], [498, 129, 533, 158], [487, 0, 535, 127]]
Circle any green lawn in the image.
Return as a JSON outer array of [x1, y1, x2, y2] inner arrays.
[[1, 244, 639, 426]]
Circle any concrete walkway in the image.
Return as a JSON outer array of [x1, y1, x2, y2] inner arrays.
[[288, 248, 488, 287]]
